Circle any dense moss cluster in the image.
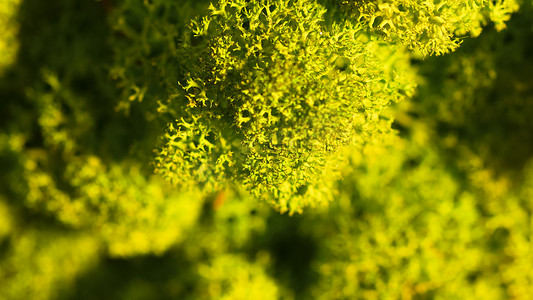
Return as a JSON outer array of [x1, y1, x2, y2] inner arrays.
[[155, 0, 415, 213], [1, 0, 532, 299], [336, 0, 520, 55]]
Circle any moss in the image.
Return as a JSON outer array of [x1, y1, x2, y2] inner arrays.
[[0, 0, 532, 299]]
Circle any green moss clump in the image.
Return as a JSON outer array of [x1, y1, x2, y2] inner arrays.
[[156, 0, 416, 214], [336, 0, 520, 55]]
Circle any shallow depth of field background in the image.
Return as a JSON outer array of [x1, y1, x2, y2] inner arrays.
[[1, 0, 532, 299]]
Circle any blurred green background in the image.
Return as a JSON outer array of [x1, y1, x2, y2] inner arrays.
[[0, 0, 532, 299]]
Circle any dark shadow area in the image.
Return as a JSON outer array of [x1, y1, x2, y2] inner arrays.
[[61, 249, 199, 300], [255, 214, 319, 300]]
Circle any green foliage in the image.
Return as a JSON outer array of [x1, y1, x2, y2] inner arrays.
[[336, 0, 520, 55], [0, 0, 21, 74], [406, 5, 533, 177], [1, 0, 532, 299], [304, 138, 532, 299], [0, 197, 13, 240], [0, 228, 99, 300], [23, 152, 202, 256], [156, 0, 416, 213], [195, 254, 280, 300], [108, 0, 211, 113], [0, 0, 203, 259]]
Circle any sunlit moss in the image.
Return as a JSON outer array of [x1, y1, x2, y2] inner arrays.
[[155, 0, 416, 213], [304, 137, 532, 299], [0, 228, 99, 300], [195, 254, 280, 300], [0, 0, 532, 299], [336, 0, 519, 55], [22, 153, 203, 257]]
